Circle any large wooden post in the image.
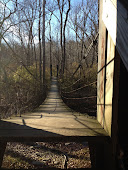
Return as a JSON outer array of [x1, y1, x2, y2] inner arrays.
[[89, 140, 115, 170], [57, 65, 59, 78], [0, 141, 7, 168], [97, 0, 121, 169], [97, 0, 107, 131], [97, 0, 120, 139]]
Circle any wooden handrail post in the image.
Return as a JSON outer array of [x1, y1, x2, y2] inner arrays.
[[0, 140, 7, 168], [89, 141, 116, 170]]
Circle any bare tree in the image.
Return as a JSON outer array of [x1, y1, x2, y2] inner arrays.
[[0, 0, 18, 52], [49, 13, 53, 78], [38, 0, 42, 87], [42, 0, 46, 84], [63, 0, 70, 74]]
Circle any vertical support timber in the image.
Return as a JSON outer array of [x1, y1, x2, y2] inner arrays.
[[50, 64, 52, 78], [97, 0, 106, 127], [89, 142, 104, 169], [97, 0, 117, 136], [0, 141, 7, 168], [57, 65, 59, 78], [89, 141, 115, 170]]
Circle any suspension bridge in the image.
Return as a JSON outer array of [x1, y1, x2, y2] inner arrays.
[[0, 77, 108, 139], [0, 23, 114, 170], [1, 0, 128, 168], [0, 77, 111, 169]]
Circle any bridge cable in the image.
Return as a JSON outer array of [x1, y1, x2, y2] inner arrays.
[[61, 78, 82, 90], [61, 95, 97, 100], [60, 32, 99, 89], [62, 81, 97, 94]]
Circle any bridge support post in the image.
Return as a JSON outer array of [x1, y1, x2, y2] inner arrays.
[[50, 64, 52, 78], [57, 65, 59, 78], [89, 141, 115, 170], [0, 140, 7, 168], [89, 142, 104, 168]]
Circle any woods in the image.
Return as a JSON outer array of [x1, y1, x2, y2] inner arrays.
[[0, 0, 98, 119]]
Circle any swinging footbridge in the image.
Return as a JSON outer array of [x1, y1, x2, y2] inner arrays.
[[0, 77, 108, 139], [1, 0, 127, 168], [0, 77, 111, 169]]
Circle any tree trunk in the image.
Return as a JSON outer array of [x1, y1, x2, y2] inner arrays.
[[42, 0, 46, 84], [63, 0, 70, 74], [49, 15, 52, 78], [39, 0, 42, 88]]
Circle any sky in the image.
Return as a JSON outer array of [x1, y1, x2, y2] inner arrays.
[[1, 0, 98, 45]]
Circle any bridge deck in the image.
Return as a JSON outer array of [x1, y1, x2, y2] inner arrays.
[[0, 77, 109, 142]]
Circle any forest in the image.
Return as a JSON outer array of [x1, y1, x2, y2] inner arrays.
[[0, 0, 98, 119]]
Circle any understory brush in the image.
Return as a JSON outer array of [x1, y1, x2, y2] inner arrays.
[[0, 64, 50, 119], [59, 64, 97, 116]]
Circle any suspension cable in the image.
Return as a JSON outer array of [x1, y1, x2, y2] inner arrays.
[[62, 81, 97, 94], [60, 32, 99, 88], [61, 78, 82, 90], [61, 62, 98, 93], [72, 32, 99, 72], [61, 95, 97, 100], [84, 32, 99, 58]]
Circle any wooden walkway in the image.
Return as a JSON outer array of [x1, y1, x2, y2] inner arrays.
[[0, 77, 114, 169], [0, 77, 109, 142]]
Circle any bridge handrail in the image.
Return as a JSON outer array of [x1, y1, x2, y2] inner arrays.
[[61, 95, 97, 100], [62, 81, 97, 94], [61, 78, 82, 90]]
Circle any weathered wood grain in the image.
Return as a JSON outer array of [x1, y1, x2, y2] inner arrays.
[[97, 0, 106, 127]]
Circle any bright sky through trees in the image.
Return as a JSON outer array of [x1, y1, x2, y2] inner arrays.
[[0, 0, 98, 45]]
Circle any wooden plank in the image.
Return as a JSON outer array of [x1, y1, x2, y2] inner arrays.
[[106, 33, 115, 65], [116, 0, 128, 71], [111, 49, 120, 158], [97, 69, 105, 127], [104, 33, 115, 136], [89, 141, 115, 170], [120, 0, 128, 10], [102, 0, 117, 45], [104, 106, 112, 135], [0, 113, 108, 139], [97, 0, 117, 136], [103, 140, 116, 169], [0, 141, 7, 168], [97, 0, 106, 127], [88, 142, 104, 169]]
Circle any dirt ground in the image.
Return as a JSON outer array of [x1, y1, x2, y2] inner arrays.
[[2, 142, 91, 169]]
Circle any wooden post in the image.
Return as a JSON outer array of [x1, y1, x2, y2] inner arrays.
[[97, 0, 107, 130], [0, 141, 7, 168], [57, 65, 59, 78], [50, 65, 52, 78], [89, 142, 104, 169], [103, 141, 116, 170], [89, 141, 115, 169]]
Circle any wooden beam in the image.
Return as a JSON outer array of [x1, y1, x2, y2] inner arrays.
[[0, 140, 7, 168], [97, 0, 106, 127], [89, 141, 115, 169], [111, 49, 120, 167]]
